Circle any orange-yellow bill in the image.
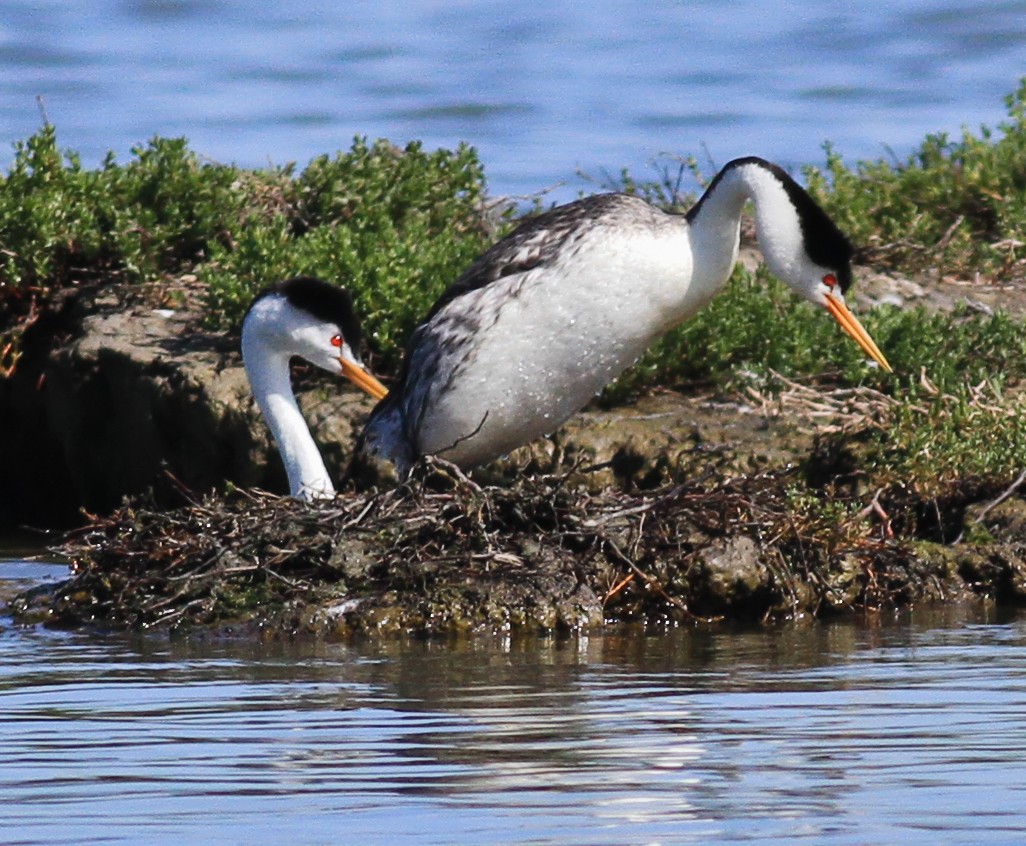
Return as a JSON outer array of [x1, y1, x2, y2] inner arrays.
[[824, 294, 893, 373], [339, 356, 389, 400]]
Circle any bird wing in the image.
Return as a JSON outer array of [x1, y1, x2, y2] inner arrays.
[[365, 192, 668, 459], [424, 193, 652, 320]]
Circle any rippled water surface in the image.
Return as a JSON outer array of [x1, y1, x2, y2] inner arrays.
[[5, 5, 1026, 841], [2, 1, 1026, 199], [3, 560, 1026, 845]]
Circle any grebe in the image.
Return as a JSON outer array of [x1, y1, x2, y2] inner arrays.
[[241, 276, 388, 500], [359, 156, 891, 476]]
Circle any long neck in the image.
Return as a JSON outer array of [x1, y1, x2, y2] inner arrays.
[[242, 336, 334, 500], [685, 158, 804, 293]]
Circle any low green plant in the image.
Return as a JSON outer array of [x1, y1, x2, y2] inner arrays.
[[0, 126, 255, 295], [863, 381, 1026, 493], [0, 128, 505, 375], [0, 125, 285, 377], [804, 78, 1026, 279], [201, 138, 505, 367]]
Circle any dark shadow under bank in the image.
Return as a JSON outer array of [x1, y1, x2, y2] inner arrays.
[[11, 461, 1026, 638]]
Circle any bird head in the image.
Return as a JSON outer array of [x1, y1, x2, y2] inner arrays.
[[242, 276, 389, 399], [748, 160, 892, 373], [771, 246, 892, 374], [765, 240, 891, 373], [814, 272, 892, 374]]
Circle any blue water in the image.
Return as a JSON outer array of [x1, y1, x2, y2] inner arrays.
[[5, 5, 1026, 842], [2, 0, 1026, 201], [3, 558, 1026, 846]]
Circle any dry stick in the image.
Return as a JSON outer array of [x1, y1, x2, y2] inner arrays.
[[602, 572, 635, 605], [583, 484, 687, 528], [632, 512, 647, 560], [264, 567, 301, 587], [344, 498, 378, 529], [217, 565, 264, 576], [422, 455, 483, 492], [161, 467, 202, 507], [146, 583, 206, 613], [851, 488, 894, 539], [601, 535, 709, 619], [969, 467, 1026, 530], [935, 213, 966, 252], [153, 596, 211, 626]]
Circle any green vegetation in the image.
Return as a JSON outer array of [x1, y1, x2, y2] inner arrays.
[[0, 127, 246, 294], [0, 129, 503, 372], [200, 138, 503, 363], [5, 80, 1026, 502], [871, 382, 1026, 491]]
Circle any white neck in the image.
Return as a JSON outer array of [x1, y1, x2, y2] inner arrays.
[[686, 159, 806, 295], [241, 334, 335, 500]]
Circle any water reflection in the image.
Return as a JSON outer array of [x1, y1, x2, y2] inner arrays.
[[3, 593, 1026, 844]]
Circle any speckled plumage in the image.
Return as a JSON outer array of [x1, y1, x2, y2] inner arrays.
[[359, 157, 880, 476], [360, 193, 693, 472]]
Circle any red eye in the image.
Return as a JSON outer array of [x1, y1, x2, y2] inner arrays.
[[330, 334, 343, 348], [823, 274, 838, 289]]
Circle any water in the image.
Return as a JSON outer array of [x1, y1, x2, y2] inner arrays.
[[3, 560, 1026, 845], [5, 5, 1026, 841], [2, 1, 1026, 202]]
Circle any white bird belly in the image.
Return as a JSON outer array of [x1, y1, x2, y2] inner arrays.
[[414, 228, 693, 466]]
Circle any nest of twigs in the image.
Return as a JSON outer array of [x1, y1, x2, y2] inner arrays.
[[16, 457, 975, 638]]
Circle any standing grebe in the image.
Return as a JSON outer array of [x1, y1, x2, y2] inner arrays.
[[359, 156, 891, 477]]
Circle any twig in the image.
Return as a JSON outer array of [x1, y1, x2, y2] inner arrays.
[[603, 536, 699, 618], [852, 488, 894, 539], [421, 455, 483, 492], [583, 484, 686, 527], [972, 468, 1026, 527], [602, 572, 635, 605]]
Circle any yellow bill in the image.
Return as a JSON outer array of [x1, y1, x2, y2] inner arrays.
[[339, 356, 389, 400], [824, 294, 893, 373]]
